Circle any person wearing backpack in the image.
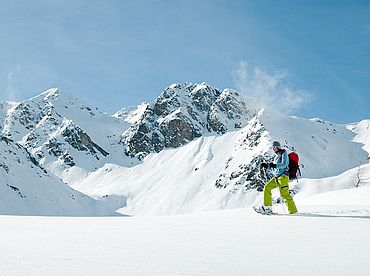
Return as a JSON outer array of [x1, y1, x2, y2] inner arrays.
[[256, 141, 298, 215]]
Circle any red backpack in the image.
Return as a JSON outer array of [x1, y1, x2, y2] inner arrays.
[[279, 150, 301, 180], [287, 152, 301, 180]]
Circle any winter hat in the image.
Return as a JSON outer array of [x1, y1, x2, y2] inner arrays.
[[272, 141, 281, 148]]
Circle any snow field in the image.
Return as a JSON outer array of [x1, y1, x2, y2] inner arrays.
[[0, 209, 369, 276]]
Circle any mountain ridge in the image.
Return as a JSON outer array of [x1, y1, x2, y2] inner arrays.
[[120, 82, 258, 159], [0, 83, 369, 216]]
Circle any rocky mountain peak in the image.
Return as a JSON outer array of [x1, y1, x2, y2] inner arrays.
[[33, 88, 78, 104], [42, 88, 61, 100], [1, 88, 129, 173], [121, 82, 258, 159], [113, 102, 149, 124]]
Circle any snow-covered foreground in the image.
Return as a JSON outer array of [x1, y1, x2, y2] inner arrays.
[[1, 208, 370, 276]]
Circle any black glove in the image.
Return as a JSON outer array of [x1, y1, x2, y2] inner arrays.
[[260, 162, 268, 169], [269, 163, 277, 169]]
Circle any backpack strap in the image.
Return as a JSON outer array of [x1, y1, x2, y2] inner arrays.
[[279, 149, 285, 161]]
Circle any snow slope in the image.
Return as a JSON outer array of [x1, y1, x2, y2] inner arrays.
[[113, 102, 149, 124], [1, 208, 369, 276], [348, 119, 370, 157], [259, 108, 369, 177], [2, 161, 370, 274], [0, 137, 117, 216], [71, 108, 369, 216]]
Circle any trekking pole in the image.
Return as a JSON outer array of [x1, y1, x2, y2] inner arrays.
[[275, 177, 286, 215], [261, 166, 267, 181]]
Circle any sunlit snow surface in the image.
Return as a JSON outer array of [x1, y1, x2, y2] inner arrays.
[[1, 207, 370, 275]]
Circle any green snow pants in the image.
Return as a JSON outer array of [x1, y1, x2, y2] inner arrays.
[[264, 175, 298, 214]]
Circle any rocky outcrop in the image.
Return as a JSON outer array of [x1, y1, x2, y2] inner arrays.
[[213, 117, 274, 192], [62, 125, 109, 158], [1, 88, 118, 170], [121, 83, 256, 159]]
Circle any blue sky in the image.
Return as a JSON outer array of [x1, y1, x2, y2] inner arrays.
[[1, 0, 369, 123]]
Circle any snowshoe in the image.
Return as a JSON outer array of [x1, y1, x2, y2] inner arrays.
[[253, 205, 274, 215]]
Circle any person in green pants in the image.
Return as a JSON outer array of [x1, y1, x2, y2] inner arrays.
[[256, 141, 298, 215]]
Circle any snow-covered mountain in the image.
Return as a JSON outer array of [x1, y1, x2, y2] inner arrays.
[[0, 136, 117, 216], [73, 109, 369, 215], [2, 88, 130, 165], [0, 83, 369, 216], [118, 83, 257, 159], [0, 89, 131, 215]]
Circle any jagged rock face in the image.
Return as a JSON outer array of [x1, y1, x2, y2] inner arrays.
[[62, 124, 109, 157], [213, 117, 273, 192], [1, 89, 126, 170], [160, 113, 198, 148], [37, 119, 113, 168], [121, 83, 257, 159]]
